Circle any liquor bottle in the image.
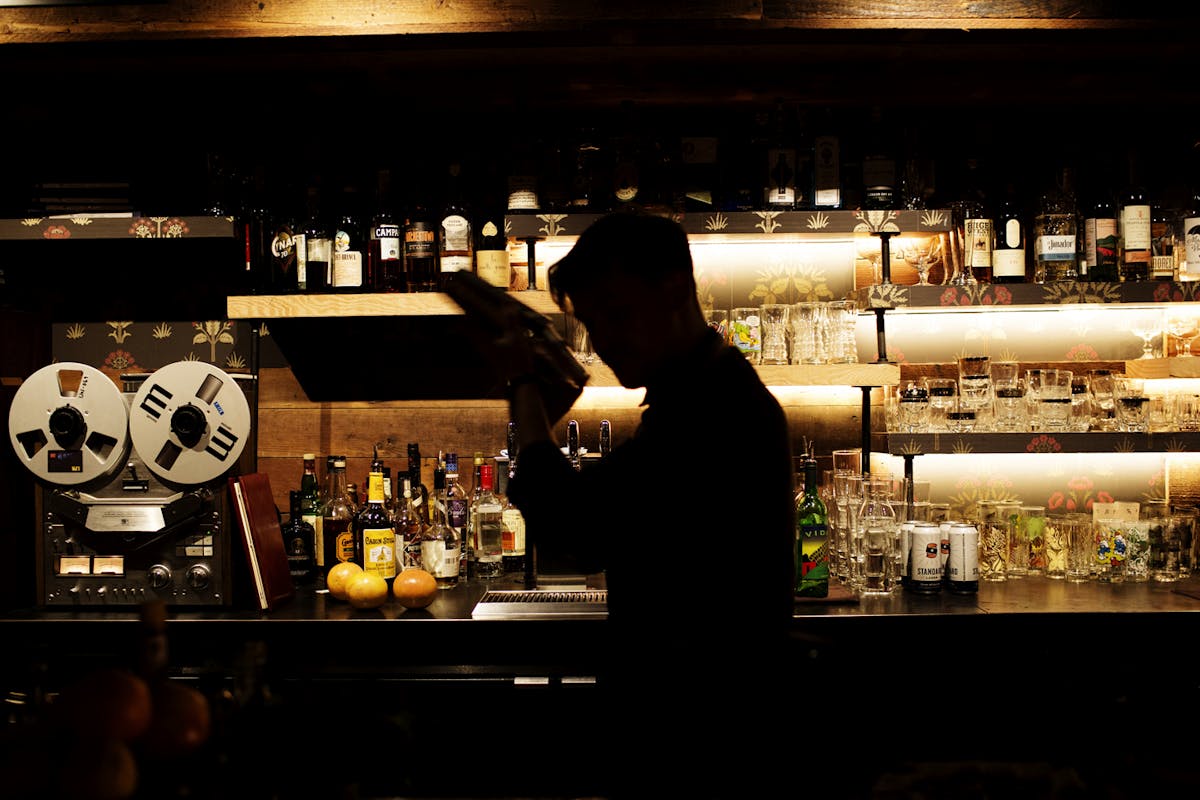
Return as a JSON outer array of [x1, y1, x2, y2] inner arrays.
[[475, 176, 511, 289], [267, 179, 302, 293], [396, 477, 425, 571], [354, 468, 397, 585], [420, 465, 460, 589], [471, 450, 485, 501], [811, 107, 841, 210], [859, 105, 896, 211], [299, 453, 326, 587], [1151, 204, 1179, 280], [957, 157, 993, 283], [610, 100, 644, 208], [499, 423, 526, 575], [1184, 187, 1200, 280], [471, 463, 505, 580], [322, 457, 357, 572], [404, 191, 439, 293], [301, 184, 332, 293], [237, 164, 272, 295], [679, 132, 719, 212], [368, 168, 404, 292], [407, 442, 430, 524], [1085, 190, 1121, 282], [1033, 166, 1079, 283], [381, 466, 397, 522], [1119, 158, 1153, 282], [764, 99, 799, 209], [569, 126, 605, 211], [282, 490, 316, 585], [794, 453, 829, 598], [505, 131, 541, 214], [330, 181, 365, 292], [991, 183, 1027, 284], [443, 452, 471, 581], [438, 161, 474, 290]]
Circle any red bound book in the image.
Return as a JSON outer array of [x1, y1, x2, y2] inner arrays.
[[228, 472, 295, 611]]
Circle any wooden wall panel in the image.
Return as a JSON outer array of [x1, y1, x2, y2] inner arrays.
[[255, 366, 865, 511]]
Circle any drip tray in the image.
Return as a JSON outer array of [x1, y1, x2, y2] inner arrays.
[[471, 589, 608, 619]]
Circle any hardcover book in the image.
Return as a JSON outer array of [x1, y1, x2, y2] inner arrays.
[[229, 472, 295, 611]]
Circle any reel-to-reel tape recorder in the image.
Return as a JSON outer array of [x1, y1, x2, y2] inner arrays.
[[8, 360, 255, 607]]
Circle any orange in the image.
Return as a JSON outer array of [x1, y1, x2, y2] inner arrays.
[[53, 667, 153, 743], [393, 567, 438, 609], [140, 680, 211, 760], [326, 561, 363, 601], [345, 571, 389, 609], [57, 735, 139, 800]]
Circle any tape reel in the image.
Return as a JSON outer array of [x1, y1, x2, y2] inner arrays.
[[8, 362, 132, 487], [128, 361, 251, 486]]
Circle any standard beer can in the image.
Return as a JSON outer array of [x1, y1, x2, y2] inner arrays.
[[909, 521, 943, 593], [938, 520, 954, 583], [948, 522, 980, 594], [899, 520, 916, 587]]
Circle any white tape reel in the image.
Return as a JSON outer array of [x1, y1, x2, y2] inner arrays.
[[128, 361, 251, 486], [8, 362, 132, 486]]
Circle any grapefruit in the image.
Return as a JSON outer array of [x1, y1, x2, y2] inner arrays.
[[345, 571, 389, 609], [393, 567, 437, 609], [140, 680, 211, 760], [326, 561, 363, 601]]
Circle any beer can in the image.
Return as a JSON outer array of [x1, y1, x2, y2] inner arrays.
[[948, 522, 980, 594], [938, 520, 954, 581], [909, 521, 943, 593]]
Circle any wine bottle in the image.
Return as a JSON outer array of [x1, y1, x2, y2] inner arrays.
[[438, 161, 474, 290], [407, 442, 431, 525], [991, 184, 1027, 283], [860, 105, 896, 211], [1085, 191, 1120, 282], [1184, 187, 1200, 280], [794, 453, 830, 598], [301, 184, 331, 293], [1120, 155, 1153, 282], [811, 107, 842, 210]]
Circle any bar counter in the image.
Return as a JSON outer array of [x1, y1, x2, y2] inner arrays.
[[5, 577, 1200, 798]]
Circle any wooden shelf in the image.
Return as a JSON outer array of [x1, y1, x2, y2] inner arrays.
[[227, 290, 560, 319]]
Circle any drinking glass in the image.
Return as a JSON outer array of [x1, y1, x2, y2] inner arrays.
[[758, 303, 790, 365], [1044, 514, 1069, 579], [1166, 312, 1198, 357], [922, 377, 957, 432], [1036, 369, 1073, 431], [1113, 376, 1150, 432], [1021, 505, 1047, 575], [703, 308, 730, 344], [975, 499, 1007, 582], [832, 448, 863, 476], [896, 380, 931, 432], [1069, 373, 1092, 432], [1089, 369, 1118, 431], [990, 361, 1025, 432], [731, 306, 761, 363], [1129, 311, 1163, 359], [564, 311, 596, 366], [996, 501, 1026, 578], [827, 299, 860, 364], [906, 236, 942, 286], [1147, 392, 1176, 432], [957, 355, 991, 421], [1179, 393, 1200, 431], [789, 302, 825, 364], [1147, 500, 1179, 583], [1063, 513, 1095, 582]]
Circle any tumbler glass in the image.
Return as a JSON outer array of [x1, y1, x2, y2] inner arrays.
[[759, 303, 791, 366], [1063, 513, 1094, 582], [1036, 369, 1073, 431], [922, 377, 957, 432], [1113, 377, 1149, 433], [731, 306, 761, 363], [1043, 513, 1069, 579]]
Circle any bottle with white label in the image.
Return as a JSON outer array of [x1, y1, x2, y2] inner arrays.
[[331, 182, 365, 293], [438, 162, 474, 291], [992, 185, 1027, 283], [1033, 167, 1079, 283], [1184, 189, 1200, 280], [1120, 155, 1153, 282]]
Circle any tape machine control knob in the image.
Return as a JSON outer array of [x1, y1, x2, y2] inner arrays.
[[186, 565, 211, 591], [147, 564, 172, 590], [48, 405, 86, 448]]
